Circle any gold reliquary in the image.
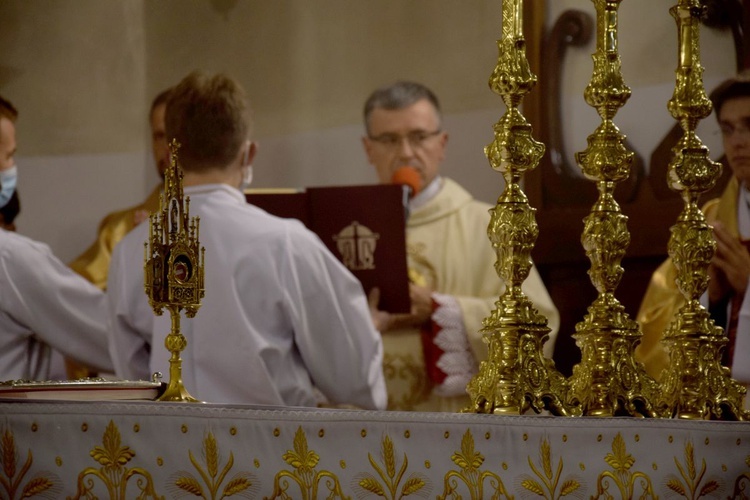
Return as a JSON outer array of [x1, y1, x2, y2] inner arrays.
[[144, 139, 205, 402]]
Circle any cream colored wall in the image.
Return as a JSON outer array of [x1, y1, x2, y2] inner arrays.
[[0, 0, 150, 261], [0, 0, 738, 262]]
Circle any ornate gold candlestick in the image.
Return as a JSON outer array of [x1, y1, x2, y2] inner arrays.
[[465, 0, 576, 416], [656, 0, 746, 420], [567, 0, 661, 417], [145, 139, 205, 403]]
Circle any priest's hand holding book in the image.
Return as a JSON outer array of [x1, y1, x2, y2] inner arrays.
[[368, 283, 433, 332]]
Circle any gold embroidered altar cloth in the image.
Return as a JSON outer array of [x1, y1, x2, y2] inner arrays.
[[0, 401, 748, 498]]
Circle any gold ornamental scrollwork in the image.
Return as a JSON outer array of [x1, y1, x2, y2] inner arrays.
[[169, 430, 258, 498], [437, 429, 512, 500], [488, 190, 536, 283], [568, 0, 662, 418], [520, 437, 581, 498], [593, 433, 656, 499], [465, 0, 577, 417], [355, 433, 431, 499], [70, 420, 162, 500], [656, 0, 747, 420], [666, 441, 720, 498], [1, 427, 60, 499], [731, 456, 750, 499], [268, 426, 349, 500]]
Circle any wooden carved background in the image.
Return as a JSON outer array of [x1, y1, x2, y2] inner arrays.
[[523, 0, 746, 376]]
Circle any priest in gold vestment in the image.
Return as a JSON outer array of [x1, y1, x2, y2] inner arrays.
[[636, 73, 750, 409], [69, 89, 170, 290], [363, 81, 560, 412], [69, 187, 161, 290], [65, 89, 170, 378]]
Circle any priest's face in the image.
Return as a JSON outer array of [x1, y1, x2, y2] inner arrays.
[[719, 95, 750, 188], [363, 98, 448, 191]]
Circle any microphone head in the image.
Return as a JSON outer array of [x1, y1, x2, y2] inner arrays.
[[391, 166, 421, 197]]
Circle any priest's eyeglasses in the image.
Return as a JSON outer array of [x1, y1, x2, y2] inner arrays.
[[368, 129, 442, 149]]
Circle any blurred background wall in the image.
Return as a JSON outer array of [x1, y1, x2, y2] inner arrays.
[[0, 0, 735, 262]]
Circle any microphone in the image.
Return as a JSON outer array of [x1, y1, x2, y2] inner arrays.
[[391, 166, 421, 220], [391, 166, 421, 198]]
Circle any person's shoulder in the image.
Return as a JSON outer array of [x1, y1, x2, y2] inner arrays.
[[0, 229, 54, 265], [254, 208, 317, 243], [0, 228, 48, 251], [701, 196, 721, 217], [236, 200, 310, 232], [200, 196, 316, 248], [442, 178, 493, 212], [442, 178, 484, 202], [97, 204, 141, 230], [96, 187, 162, 231], [244, 205, 325, 249], [113, 216, 150, 255]]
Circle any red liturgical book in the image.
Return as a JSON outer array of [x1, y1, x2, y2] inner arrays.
[[246, 184, 411, 313], [0, 379, 164, 401]]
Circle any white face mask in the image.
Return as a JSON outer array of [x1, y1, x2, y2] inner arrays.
[[0, 165, 18, 209], [240, 164, 254, 191]]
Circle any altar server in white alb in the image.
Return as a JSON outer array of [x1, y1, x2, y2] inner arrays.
[[108, 71, 387, 409], [0, 95, 113, 381]]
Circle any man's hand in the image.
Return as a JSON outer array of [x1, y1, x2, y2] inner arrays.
[[369, 283, 433, 332], [407, 282, 433, 321], [708, 260, 730, 304], [710, 222, 750, 301], [368, 287, 392, 332]]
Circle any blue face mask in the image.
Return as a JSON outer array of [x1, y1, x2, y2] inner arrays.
[[0, 165, 17, 209]]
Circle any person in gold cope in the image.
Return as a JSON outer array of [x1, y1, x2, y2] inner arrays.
[[68, 88, 171, 290], [636, 71, 750, 409], [362, 81, 560, 412]]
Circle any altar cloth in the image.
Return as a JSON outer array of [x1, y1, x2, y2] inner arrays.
[[1, 401, 748, 498]]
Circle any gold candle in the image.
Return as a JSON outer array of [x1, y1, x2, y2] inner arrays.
[[567, 0, 662, 417], [656, 0, 746, 420], [464, 0, 575, 416]]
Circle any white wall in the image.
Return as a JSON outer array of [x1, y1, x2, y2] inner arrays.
[[17, 152, 153, 262], [0, 0, 738, 262]]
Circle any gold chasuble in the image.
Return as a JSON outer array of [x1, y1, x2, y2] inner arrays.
[[63, 185, 162, 378], [637, 177, 741, 379], [69, 185, 162, 290], [382, 178, 559, 412]]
